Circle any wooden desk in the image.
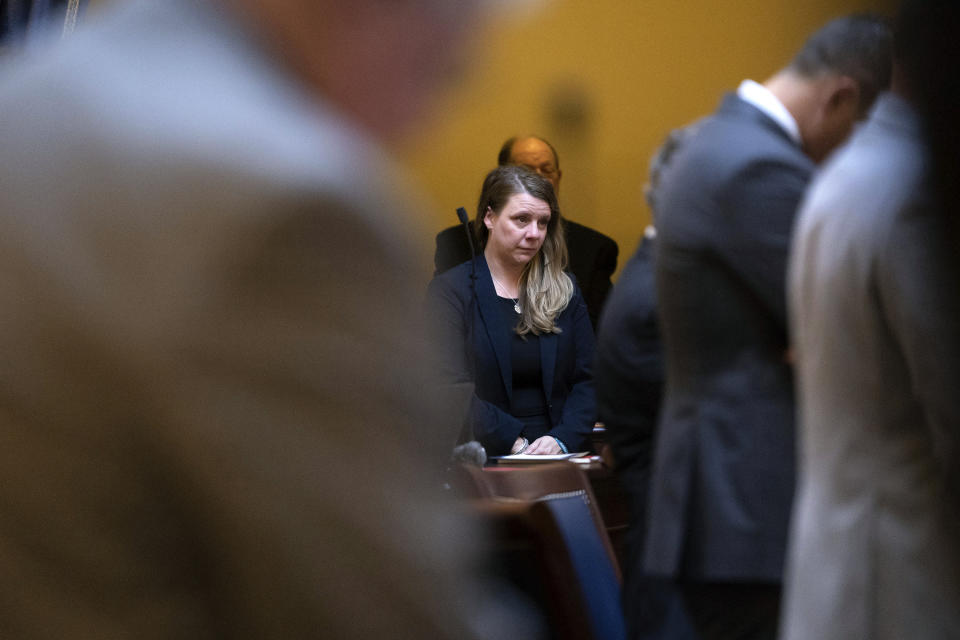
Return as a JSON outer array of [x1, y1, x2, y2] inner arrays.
[[481, 458, 630, 571]]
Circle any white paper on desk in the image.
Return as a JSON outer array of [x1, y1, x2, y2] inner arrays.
[[491, 452, 589, 463]]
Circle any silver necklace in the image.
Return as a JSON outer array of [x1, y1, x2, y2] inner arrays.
[[491, 273, 521, 314]]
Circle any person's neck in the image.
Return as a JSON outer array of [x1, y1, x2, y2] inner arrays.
[[763, 69, 831, 146], [763, 69, 812, 119], [767, 69, 858, 160], [484, 249, 523, 298]]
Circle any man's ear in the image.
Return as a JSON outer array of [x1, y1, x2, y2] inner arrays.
[[827, 75, 861, 115]]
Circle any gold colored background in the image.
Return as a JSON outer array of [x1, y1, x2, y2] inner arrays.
[[400, 0, 896, 281]]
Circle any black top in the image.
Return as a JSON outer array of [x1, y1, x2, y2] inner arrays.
[[425, 254, 596, 455], [496, 297, 546, 419]]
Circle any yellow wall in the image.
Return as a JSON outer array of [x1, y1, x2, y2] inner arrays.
[[399, 0, 896, 280]]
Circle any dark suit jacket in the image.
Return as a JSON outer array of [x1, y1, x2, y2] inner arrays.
[[434, 218, 618, 329], [644, 94, 815, 583], [596, 236, 698, 639], [426, 255, 596, 456], [596, 235, 662, 515]]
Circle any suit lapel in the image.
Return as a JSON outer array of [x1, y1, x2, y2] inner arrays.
[[475, 256, 514, 402]]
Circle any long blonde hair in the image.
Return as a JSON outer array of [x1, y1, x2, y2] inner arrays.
[[474, 166, 573, 335]]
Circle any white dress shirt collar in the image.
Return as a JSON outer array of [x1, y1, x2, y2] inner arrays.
[[737, 79, 802, 146]]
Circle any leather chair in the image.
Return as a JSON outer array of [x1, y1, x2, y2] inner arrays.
[[460, 463, 626, 640]]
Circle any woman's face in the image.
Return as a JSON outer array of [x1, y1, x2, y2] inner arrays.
[[484, 192, 551, 268]]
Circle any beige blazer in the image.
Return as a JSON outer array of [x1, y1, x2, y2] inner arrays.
[[0, 0, 495, 637], [782, 93, 960, 640]]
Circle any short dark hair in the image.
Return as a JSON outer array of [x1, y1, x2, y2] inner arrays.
[[789, 14, 894, 111], [497, 135, 561, 172], [644, 121, 703, 213]]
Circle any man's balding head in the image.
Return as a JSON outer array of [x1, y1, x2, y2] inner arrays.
[[498, 135, 562, 194]]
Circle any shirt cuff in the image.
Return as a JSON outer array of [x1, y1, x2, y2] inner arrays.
[[552, 436, 568, 453]]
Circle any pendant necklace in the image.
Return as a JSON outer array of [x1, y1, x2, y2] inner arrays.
[[491, 273, 521, 314]]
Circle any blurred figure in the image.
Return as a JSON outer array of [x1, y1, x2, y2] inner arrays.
[[644, 15, 892, 640], [1, 0, 86, 48], [0, 0, 508, 637], [434, 135, 618, 329], [900, 0, 960, 256], [594, 126, 699, 640], [780, 2, 960, 638], [427, 166, 596, 457]]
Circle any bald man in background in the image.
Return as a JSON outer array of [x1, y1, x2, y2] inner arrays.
[[434, 134, 618, 328], [0, 0, 511, 637]]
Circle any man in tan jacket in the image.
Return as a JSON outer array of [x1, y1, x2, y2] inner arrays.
[[0, 0, 510, 637]]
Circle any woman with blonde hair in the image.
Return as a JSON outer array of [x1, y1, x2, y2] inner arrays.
[[427, 165, 595, 456]]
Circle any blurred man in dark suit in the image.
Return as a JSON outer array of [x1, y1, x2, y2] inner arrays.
[[434, 134, 618, 328], [595, 126, 700, 640], [643, 15, 893, 640]]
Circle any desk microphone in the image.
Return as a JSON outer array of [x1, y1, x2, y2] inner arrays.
[[451, 440, 487, 467], [456, 206, 477, 281], [453, 206, 480, 453]]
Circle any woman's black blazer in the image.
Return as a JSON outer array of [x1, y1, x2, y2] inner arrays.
[[426, 255, 596, 456]]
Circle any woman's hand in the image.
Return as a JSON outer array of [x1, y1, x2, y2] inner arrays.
[[511, 437, 529, 454], [525, 436, 562, 455]]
